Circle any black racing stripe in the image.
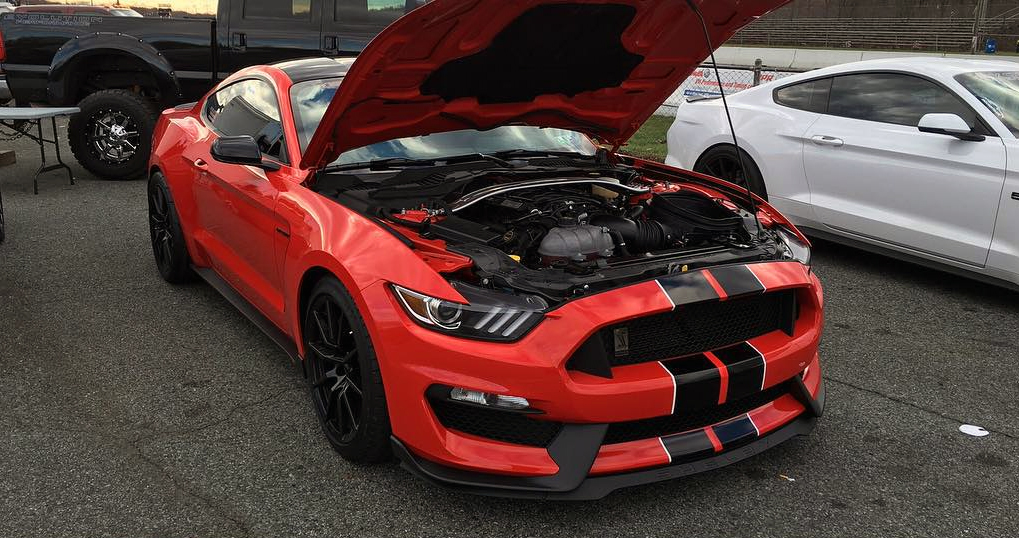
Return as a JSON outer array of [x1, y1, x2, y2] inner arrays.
[[662, 354, 721, 411], [712, 414, 758, 449], [710, 265, 765, 298], [714, 342, 765, 401], [661, 429, 715, 463], [657, 271, 719, 307]]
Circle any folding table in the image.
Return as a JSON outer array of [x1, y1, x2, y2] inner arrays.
[[0, 107, 80, 194]]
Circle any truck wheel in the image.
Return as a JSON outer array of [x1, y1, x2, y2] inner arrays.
[[69, 90, 159, 180]]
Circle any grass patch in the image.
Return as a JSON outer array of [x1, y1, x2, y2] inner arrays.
[[621, 114, 673, 163]]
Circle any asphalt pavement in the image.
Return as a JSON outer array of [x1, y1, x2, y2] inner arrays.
[[0, 121, 1017, 537]]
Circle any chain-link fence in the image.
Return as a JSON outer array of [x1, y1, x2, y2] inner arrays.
[[655, 60, 806, 117]]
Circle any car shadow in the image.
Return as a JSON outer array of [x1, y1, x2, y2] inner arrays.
[[808, 237, 1018, 308]]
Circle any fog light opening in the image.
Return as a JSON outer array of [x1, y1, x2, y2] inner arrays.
[[449, 387, 530, 411]]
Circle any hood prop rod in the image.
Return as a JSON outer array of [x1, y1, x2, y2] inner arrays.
[[684, 0, 763, 238]]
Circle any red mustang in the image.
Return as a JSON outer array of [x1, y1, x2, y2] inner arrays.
[[148, 0, 822, 499]]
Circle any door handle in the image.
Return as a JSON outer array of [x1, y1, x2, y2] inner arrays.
[[322, 35, 338, 52], [811, 135, 844, 147], [231, 32, 247, 51], [189, 157, 208, 170]]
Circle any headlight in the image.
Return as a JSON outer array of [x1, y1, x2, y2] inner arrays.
[[392, 281, 548, 342], [775, 227, 811, 265]]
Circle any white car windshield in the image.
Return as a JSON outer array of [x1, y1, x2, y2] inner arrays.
[[955, 71, 1019, 137], [290, 77, 597, 166]]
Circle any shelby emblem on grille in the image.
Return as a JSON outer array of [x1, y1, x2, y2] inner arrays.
[[613, 327, 629, 357]]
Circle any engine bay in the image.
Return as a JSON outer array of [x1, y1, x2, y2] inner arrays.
[[437, 180, 755, 272], [316, 161, 792, 302]]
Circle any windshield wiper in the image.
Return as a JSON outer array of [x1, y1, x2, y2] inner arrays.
[[323, 153, 516, 173], [322, 150, 589, 174], [441, 152, 514, 168], [323, 157, 439, 173], [492, 149, 594, 160]]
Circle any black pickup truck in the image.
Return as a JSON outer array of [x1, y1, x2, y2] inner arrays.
[[0, 0, 422, 179]]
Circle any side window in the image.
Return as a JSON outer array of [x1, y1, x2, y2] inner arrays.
[[774, 78, 832, 113], [160, 1, 218, 16], [334, 0, 421, 26], [828, 73, 981, 130], [244, 0, 311, 19], [205, 79, 287, 163]]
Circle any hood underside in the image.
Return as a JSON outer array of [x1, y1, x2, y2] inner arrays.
[[301, 0, 789, 169]]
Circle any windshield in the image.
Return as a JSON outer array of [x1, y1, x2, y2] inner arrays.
[[289, 77, 598, 166], [955, 71, 1019, 137], [111, 9, 144, 17]]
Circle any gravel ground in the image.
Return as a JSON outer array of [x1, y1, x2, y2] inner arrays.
[[0, 122, 1017, 537]]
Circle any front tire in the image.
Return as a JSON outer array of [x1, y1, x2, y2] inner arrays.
[[148, 172, 193, 283], [694, 145, 768, 200], [304, 277, 392, 463], [69, 89, 158, 180]]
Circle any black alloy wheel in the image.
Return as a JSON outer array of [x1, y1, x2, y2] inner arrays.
[[304, 278, 391, 462], [147, 172, 193, 283], [694, 145, 768, 199]]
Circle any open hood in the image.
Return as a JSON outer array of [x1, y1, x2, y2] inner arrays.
[[301, 0, 789, 169]]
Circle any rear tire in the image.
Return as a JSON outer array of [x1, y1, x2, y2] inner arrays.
[[303, 277, 392, 463], [694, 145, 768, 200], [148, 172, 194, 283], [69, 89, 159, 180]]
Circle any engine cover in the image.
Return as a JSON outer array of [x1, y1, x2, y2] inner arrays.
[[538, 225, 615, 264]]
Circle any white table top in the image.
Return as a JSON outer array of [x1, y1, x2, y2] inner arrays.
[[0, 107, 81, 120]]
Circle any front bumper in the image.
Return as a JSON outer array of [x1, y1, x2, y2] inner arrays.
[[364, 260, 825, 495], [393, 376, 823, 500]]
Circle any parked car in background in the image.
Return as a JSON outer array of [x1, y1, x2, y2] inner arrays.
[[667, 58, 1019, 290], [13, 5, 143, 16], [148, 0, 824, 499], [0, 0, 425, 179]]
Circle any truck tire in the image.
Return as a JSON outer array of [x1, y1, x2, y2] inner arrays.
[[68, 90, 159, 180]]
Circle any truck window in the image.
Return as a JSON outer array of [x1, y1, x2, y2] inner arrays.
[[205, 79, 288, 163], [244, 0, 312, 19], [334, 0, 418, 25], [157, 1, 218, 16]]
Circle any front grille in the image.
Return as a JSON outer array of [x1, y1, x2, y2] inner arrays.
[[595, 290, 796, 368], [430, 398, 564, 448], [603, 382, 790, 445]]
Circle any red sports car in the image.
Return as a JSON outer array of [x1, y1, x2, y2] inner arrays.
[[148, 0, 823, 499]]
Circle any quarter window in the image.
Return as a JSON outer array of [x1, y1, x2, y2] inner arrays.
[[774, 78, 832, 113], [827, 73, 981, 129], [206, 79, 287, 162]]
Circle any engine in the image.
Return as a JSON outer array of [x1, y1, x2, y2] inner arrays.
[[444, 181, 752, 272]]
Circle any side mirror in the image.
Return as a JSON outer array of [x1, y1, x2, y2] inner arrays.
[[918, 113, 985, 142], [210, 135, 281, 171]]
